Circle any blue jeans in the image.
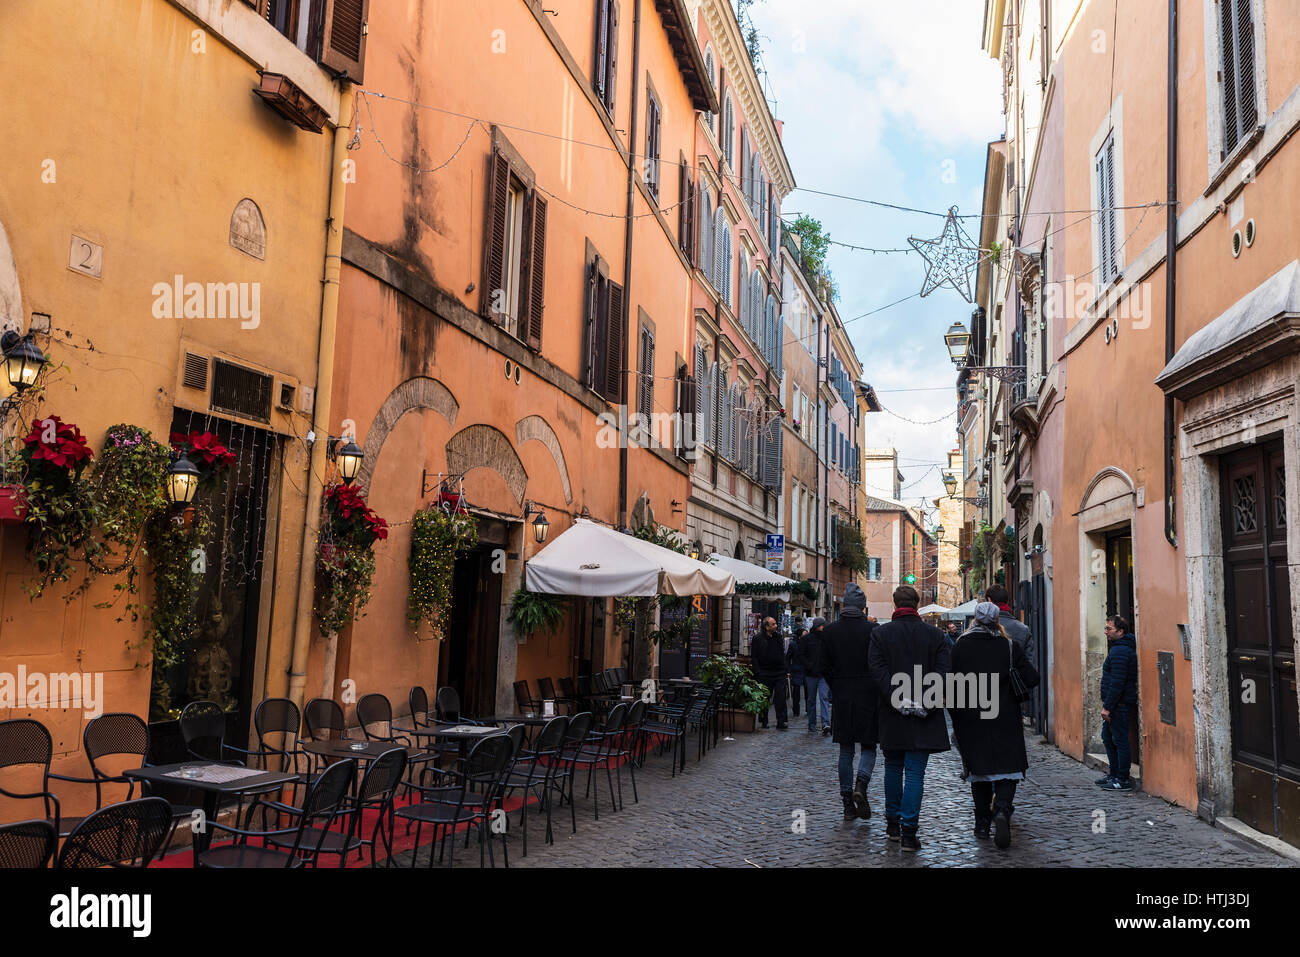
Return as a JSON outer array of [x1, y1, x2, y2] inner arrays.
[[838, 744, 877, 794], [806, 677, 829, 729], [1102, 704, 1132, 780], [883, 749, 930, 830]]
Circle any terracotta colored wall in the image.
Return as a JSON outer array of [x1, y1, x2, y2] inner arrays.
[[0, 0, 339, 821]]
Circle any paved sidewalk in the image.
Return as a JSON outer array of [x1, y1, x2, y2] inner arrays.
[[392, 724, 1291, 868]]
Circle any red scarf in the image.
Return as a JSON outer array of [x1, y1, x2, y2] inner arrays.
[[998, 603, 1012, 613], [891, 607, 919, 620]]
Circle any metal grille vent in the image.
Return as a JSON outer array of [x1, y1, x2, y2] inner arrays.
[[182, 352, 209, 391], [210, 359, 272, 423]]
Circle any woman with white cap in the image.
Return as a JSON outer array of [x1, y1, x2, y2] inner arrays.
[[948, 601, 1040, 850]]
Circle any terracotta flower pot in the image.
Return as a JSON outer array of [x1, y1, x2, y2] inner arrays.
[[0, 485, 29, 524]]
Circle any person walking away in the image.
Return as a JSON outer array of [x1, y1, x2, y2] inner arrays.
[[868, 585, 951, 852], [787, 627, 806, 719], [751, 617, 789, 730], [820, 583, 879, 821], [984, 585, 1032, 666], [802, 619, 831, 733], [1098, 615, 1138, 790], [949, 602, 1040, 849]]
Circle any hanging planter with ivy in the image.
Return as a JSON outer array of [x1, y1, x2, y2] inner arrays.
[[316, 483, 388, 635], [506, 588, 567, 640], [17, 415, 100, 599], [407, 504, 478, 637]]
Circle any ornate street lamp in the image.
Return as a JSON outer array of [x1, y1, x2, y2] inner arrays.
[[942, 470, 988, 508], [943, 471, 958, 496], [944, 322, 970, 366], [531, 509, 550, 544], [165, 454, 201, 506], [1, 331, 47, 397], [336, 439, 364, 484], [934, 525, 945, 543]]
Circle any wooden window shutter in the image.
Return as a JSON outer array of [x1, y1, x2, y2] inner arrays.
[[480, 150, 511, 322], [607, 1, 619, 112], [740, 129, 749, 196], [319, 0, 369, 84], [594, 0, 609, 103], [1220, 0, 1258, 155], [1104, 137, 1117, 280], [678, 158, 688, 254], [604, 280, 625, 403], [583, 260, 600, 390], [643, 329, 655, 419], [525, 195, 547, 351]]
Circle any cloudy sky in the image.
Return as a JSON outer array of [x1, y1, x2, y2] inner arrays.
[[748, 0, 1004, 515]]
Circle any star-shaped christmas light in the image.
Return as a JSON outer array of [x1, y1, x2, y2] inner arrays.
[[908, 206, 983, 302]]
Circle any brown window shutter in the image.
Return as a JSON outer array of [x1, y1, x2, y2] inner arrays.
[[480, 150, 510, 322], [740, 128, 749, 196], [594, 0, 609, 102], [318, 0, 369, 84], [604, 281, 625, 402], [643, 328, 655, 417], [678, 158, 687, 254], [526, 195, 547, 350], [607, 1, 619, 113]]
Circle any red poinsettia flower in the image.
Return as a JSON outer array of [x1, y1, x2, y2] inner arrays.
[[325, 483, 387, 545], [23, 416, 94, 472], [172, 430, 236, 469]]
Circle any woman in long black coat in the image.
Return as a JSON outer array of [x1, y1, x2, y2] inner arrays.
[[948, 601, 1040, 849], [820, 584, 879, 820]]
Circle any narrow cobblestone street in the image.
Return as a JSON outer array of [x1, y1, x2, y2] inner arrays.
[[396, 725, 1290, 868]]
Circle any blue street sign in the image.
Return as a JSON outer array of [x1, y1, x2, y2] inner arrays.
[[766, 533, 785, 551]]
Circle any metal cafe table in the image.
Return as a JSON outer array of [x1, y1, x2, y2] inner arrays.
[[124, 760, 300, 866], [390, 721, 505, 760]]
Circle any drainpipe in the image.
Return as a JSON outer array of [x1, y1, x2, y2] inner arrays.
[[618, 0, 642, 531], [288, 90, 353, 711], [1164, 0, 1179, 548]]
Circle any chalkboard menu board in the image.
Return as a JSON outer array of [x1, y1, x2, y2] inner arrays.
[[687, 595, 711, 675]]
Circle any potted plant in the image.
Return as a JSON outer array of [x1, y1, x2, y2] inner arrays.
[[696, 654, 770, 733], [19, 415, 100, 597], [436, 480, 464, 513], [0, 461, 28, 524], [316, 483, 388, 634]]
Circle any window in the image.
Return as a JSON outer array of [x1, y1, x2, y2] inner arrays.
[[722, 94, 735, 168], [830, 422, 837, 465], [637, 319, 656, 427], [1218, 0, 1259, 158], [675, 361, 695, 460], [867, 557, 882, 581], [713, 211, 732, 306], [482, 131, 546, 351], [677, 158, 695, 260], [593, 0, 619, 116], [581, 246, 624, 403], [645, 89, 661, 201], [698, 190, 714, 281], [246, 0, 370, 83], [1094, 131, 1119, 285]]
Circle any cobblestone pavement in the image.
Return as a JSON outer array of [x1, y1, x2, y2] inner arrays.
[[392, 721, 1292, 868]]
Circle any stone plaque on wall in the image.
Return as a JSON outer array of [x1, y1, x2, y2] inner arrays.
[[1157, 651, 1176, 725], [230, 199, 266, 260]]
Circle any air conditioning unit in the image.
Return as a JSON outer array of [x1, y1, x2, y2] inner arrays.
[[174, 338, 301, 436]]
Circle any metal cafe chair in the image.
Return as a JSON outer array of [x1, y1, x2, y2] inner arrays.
[[568, 702, 628, 820], [0, 818, 57, 869], [537, 677, 575, 714], [304, 697, 348, 743], [56, 797, 174, 869], [514, 680, 541, 713], [558, 677, 581, 712], [197, 758, 357, 869], [408, 686, 433, 729], [355, 692, 439, 787], [549, 712, 594, 836], [435, 686, 482, 725], [396, 733, 516, 869], [0, 718, 79, 838], [180, 700, 283, 816], [265, 746, 408, 868], [498, 714, 569, 857]]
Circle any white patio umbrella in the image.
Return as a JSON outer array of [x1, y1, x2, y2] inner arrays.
[[706, 553, 796, 598], [917, 603, 950, 616], [525, 519, 735, 597], [943, 599, 980, 620]]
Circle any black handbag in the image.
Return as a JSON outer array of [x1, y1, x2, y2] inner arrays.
[[1007, 638, 1033, 703]]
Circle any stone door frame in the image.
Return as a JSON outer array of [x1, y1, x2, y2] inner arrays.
[[1177, 356, 1300, 823]]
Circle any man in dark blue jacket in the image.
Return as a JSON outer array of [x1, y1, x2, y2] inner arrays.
[[1098, 614, 1138, 790]]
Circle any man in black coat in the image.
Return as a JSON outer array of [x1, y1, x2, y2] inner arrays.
[[867, 584, 951, 852], [801, 618, 830, 733], [821, 583, 878, 821], [751, 616, 788, 730], [1098, 614, 1138, 790]]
